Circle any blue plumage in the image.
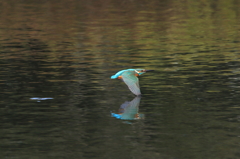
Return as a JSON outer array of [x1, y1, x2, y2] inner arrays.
[[110, 69, 153, 95]]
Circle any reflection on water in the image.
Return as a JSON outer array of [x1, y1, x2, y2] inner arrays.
[[0, 0, 240, 159], [111, 96, 144, 120]]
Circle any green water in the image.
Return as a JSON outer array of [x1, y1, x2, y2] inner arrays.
[[0, 0, 240, 158]]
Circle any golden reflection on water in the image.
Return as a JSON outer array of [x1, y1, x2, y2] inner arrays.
[[0, 0, 240, 159], [0, 0, 238, 73]]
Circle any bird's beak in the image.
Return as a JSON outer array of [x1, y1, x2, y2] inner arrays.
[[145, 70, 154, 72]]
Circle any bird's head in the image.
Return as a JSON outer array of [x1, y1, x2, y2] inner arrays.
[[134, 69, 154, 75]]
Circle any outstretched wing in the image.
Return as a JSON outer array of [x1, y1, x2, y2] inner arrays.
[[121, 71, 141, 95]]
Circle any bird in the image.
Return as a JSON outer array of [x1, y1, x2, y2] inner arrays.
[[111, 69, 154, 96], [111, 96, 144, 120]]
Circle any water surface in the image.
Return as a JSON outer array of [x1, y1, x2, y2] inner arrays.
[[0, 0, 240, 159]]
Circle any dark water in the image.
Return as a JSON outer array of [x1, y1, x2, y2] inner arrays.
[[1, 0, 240, 158]]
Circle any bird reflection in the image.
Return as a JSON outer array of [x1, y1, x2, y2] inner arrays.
[[111, 96, 144, 120]]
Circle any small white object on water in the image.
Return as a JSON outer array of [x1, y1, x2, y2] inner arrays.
[[30, 97, 53, 102]]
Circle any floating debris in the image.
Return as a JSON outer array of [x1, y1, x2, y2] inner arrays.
[[30, 97, 53, 102]]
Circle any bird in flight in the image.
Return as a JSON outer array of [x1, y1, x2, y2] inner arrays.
[[111, 69, 154, 96]]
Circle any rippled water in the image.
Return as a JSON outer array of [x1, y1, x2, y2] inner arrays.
[[0, 0, 240, 159]]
